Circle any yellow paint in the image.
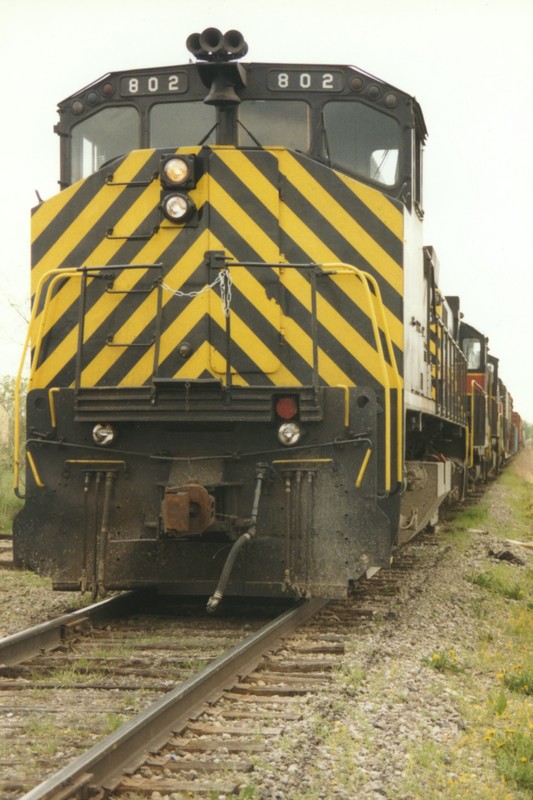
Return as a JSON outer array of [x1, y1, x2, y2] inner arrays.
[[355, 448, 372, 488], [338, 172, 403, 239], [31, 150, 157, 292], [279, 152, 404, 295], [279, 201, 403, 353], [27, 451, 45, 489], [208, 175, 279, 261]]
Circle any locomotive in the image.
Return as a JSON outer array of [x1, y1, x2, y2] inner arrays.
[[13, 29, 521, 606]]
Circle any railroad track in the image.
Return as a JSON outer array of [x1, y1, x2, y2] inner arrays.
[[0, 592, 297, 798], [1, 528, 448, 799]]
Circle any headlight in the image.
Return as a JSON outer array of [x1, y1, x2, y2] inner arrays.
[[161, 155, 196, 188], [161, 192, 195, 223], [92, 423, 117, 446], [278, 422, 302, 446]]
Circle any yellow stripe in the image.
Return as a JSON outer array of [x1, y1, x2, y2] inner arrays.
[[214, 149, 280, 218], [121, 274, 210, 386], [279, 152, 404, 296], [33, 162, 211, 388], [31, 181, 83, 240], [208, 176, 279, 261], [81, 230, 211, 386], [210, 303, 297, 381], [31, 150, 156, 293], [337, 173, 403, 239], [279, 198, 403, 353], [32, 178, 163, 343], [282, 315, 355, 386], [280, 268, 386, 387]]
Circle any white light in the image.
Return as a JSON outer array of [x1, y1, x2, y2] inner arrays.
[[92, 423, 116, 446], [163, 157, 191, 185], [162, 193, 192, 221], [278, 421, 302, 446]]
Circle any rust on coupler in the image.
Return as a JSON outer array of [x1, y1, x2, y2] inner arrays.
[[162, 482, 215, 535]]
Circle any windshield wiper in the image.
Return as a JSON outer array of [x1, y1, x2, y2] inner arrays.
[[320, 110, 331, 166], [198, 122, 219, 146], [236, 119, 262, 147]]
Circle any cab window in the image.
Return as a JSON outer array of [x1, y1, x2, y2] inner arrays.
[[238, 100, 309, 150], [322, 101, 399, 186], [71, 107, 140, 182], [150, 102, 217, 147], [463, 337, 482, 370]]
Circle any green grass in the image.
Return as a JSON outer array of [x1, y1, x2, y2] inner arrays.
[[497, 469, 533, 541], [468, 568, 526, 601], [492, 727, 533, 794], [0, 468, 22, 533], [452, 501, 490, 528], [503, 669, 533, 697]]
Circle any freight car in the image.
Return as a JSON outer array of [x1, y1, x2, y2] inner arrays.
[[12, 29, 518, 606]]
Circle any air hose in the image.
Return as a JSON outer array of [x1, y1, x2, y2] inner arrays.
[[206, 463, 269, 612]]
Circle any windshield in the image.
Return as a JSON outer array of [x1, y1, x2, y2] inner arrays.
[[322, 101, 400, 186], [237, 100, 309, 150], [150, 101, 217, 147], [69, 98, 399, 187], [71, 107, 140, 182]]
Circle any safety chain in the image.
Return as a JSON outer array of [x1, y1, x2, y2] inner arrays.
[[161, 269, 232, 317]]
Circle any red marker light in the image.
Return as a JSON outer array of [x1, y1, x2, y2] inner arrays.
[[275, 396, 298, 420]]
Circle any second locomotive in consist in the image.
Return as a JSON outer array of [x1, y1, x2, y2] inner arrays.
[[13, 29, 520, 605]]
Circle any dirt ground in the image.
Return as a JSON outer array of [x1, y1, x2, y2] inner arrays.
[[515, 442, 533, 483]]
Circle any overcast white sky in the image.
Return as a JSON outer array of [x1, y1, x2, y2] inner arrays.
[[1, 0, 532, 419]]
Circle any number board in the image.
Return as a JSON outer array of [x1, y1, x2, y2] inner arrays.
[[120, 72, 189, 96], [268, 70, 344, 92]]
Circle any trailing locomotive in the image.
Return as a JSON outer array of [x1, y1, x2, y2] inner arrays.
[[13, 29, 520, 606]]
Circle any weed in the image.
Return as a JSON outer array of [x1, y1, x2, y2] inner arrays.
[[471, 596, 488, 619], [25, 717, 62, 755], [104, 712, 125, 733], [492, 726, 533, 793], [491, 689, 508, 716], [423, 648, 463, 674], [336, 662, 366, 693], [467, 569, 526, 601], [234, 787, 257, 800], [452, 502, 489, 528], [503, 668, 533, 696]]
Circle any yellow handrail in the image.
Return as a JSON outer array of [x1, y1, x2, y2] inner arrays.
[[14, 269, 81, 495], [321, 263, 402, 492]]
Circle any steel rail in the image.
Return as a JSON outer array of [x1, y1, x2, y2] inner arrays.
[[0, 592, 143, 667], [20, 597, 328, 800]]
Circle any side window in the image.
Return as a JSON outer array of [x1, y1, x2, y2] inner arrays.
[[71, 107, 140, 182], [462, 337, 482, 370], [414, 128, 423, 212], [322, 102, 399, 186]]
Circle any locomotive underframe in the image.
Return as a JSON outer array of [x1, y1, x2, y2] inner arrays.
[[14, 384, 398, 599]]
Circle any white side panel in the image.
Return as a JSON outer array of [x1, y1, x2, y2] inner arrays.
[[403, 209, 435, 415]]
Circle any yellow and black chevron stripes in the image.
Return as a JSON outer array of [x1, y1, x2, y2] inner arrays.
[[30, 145, 404, 396]]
